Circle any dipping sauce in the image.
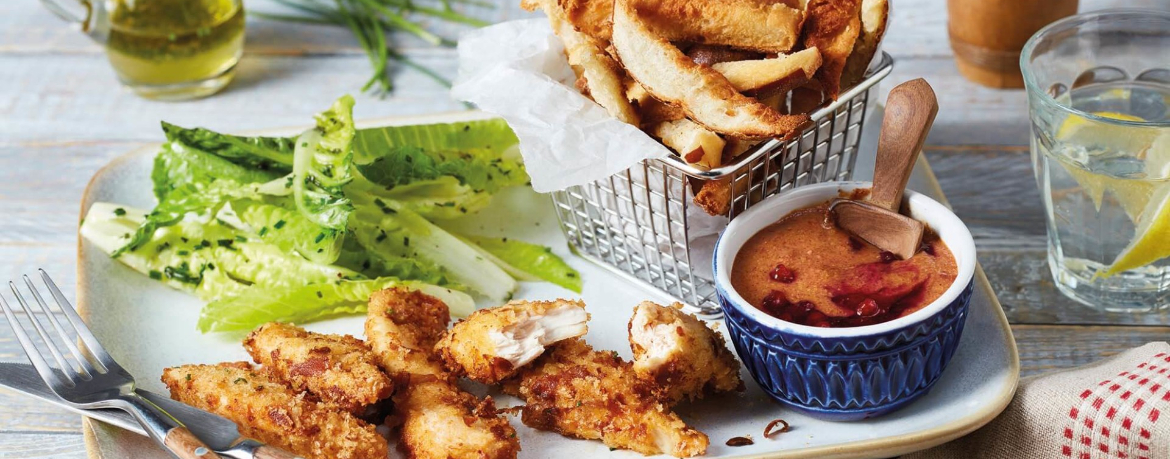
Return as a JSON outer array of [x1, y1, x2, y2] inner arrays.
[[730, 202, 958, 327]]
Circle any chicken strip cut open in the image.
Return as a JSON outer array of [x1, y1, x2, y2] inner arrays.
[[365, 287, 521, 459], [504, 338, 709, 457], [244, 322, 393, 415], [161, 362, 388, 459], [436, 299, 589, 384], [629, 302, 744, 403]]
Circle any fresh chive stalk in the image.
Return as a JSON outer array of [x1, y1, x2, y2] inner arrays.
[[255, 0, 490, 94]]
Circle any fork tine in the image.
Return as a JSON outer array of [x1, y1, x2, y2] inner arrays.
[[0, 292, 72, 387], [39, 270, 117, 371], [10, 282, 83, 381], [24, 275, 103, 376]]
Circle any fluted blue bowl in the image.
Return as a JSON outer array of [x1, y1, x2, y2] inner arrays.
[[713, 182, 976, 421]]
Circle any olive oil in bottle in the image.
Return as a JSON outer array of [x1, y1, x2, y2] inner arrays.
[[106, 0, 245, 99]]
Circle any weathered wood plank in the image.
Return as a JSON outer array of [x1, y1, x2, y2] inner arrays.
[[1012, 325, 1170, 378], [0, 433, 86, 458], [0, 54, 464, 145], [0, 388, 84, 434], [922, 146, 1045, 240]]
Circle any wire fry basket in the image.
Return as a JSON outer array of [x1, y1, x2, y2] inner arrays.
[[551, 54, 894, 318]]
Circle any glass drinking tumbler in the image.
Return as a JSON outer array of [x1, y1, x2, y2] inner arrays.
[[1022, 10, 1170, 312]]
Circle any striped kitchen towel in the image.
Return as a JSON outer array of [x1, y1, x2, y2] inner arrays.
[[908, 342, 1170, 459]]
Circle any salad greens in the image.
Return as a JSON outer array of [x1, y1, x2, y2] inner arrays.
[[80, 96, 579, 333]]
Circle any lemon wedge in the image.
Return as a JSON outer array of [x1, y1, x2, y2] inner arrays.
[[1098, 131, 1170, 278], [1055, 112, 1158, 223]]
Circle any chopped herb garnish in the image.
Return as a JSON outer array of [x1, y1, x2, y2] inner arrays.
[[148, 270, 162, 280], [113, 207, 126, 217], [274, 220, 286, 229]]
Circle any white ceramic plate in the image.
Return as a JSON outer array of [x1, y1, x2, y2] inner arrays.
[[77, 111, 1019, 459]]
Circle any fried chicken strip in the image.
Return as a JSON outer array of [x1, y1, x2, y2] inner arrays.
[[161, 362, 387, 459], [365, 288, 520, 459], [504, 338, 709, 457], [244, 322, 393, 415], [628, 302, 743, 403], [436, 299, 589, 384]]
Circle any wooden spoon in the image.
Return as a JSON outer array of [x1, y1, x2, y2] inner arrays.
[[830, 78, 939, 260]]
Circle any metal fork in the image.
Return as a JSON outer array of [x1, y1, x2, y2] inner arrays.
[[1, 270, 219, 459]]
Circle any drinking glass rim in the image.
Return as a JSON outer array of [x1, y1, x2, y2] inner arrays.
[[1020, 8, 1170, 128]]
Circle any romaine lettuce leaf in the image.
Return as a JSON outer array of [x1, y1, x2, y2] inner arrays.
[[82, 203, 358, 302], [349, 200, 517, 301], [224, 199, 343, 264], [161, 121, 295, 173], [197, 279, 474, 333], [352, 118, 519, 160], [464, 235, 582, 293], [290, 95, 357, 232], [352, 119, 528, 194], [346, 175, 491, 220], [335, 239, 454, 287], [152, 142, 280, 201]]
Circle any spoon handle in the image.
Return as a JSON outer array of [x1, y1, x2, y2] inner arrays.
[[870, 78, 939, 212]]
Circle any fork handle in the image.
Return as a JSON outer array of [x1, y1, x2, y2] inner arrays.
[[164, 427, 222, 459]]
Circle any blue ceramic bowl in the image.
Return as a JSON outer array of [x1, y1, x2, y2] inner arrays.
[[713, 182, 976, 421]]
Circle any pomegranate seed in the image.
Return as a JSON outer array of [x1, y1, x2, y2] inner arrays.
[[848, 237, 865, 251], [879, 251, 898, 263], [770, 264, 796, 283], [856, 298, 880, 317], [796, 300, 816, 313], [812, 320, 832, 328], [806, 311, 826, 323], [761, 291, 789, 313]]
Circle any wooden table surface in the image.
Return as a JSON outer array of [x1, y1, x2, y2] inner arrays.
[[2, 0, 1169, 457]]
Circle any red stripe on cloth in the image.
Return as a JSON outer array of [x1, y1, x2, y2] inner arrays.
[[1061, 353, 1170, 459]]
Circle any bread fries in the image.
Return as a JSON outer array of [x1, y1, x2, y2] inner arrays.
[[528, 0, 887, 215], [611, 0, 808, 138], [649, 119, 725, 170], [712, 47, 823, 93], [538, 0, 640, 125], [801, 0, 863, 100], [841, 0, 889, 88], [628, 0, 804, 53]]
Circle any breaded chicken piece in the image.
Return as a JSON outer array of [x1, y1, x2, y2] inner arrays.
[[436, 299, 589, 384], [365, 288, 521, 459], [628, 302, 743, 403], [504, 338, 709, 457], [244, 322, 393, 415], [161, 362, 387, 459]]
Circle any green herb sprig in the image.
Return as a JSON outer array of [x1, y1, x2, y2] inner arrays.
[[253, 0, 491, 94]]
